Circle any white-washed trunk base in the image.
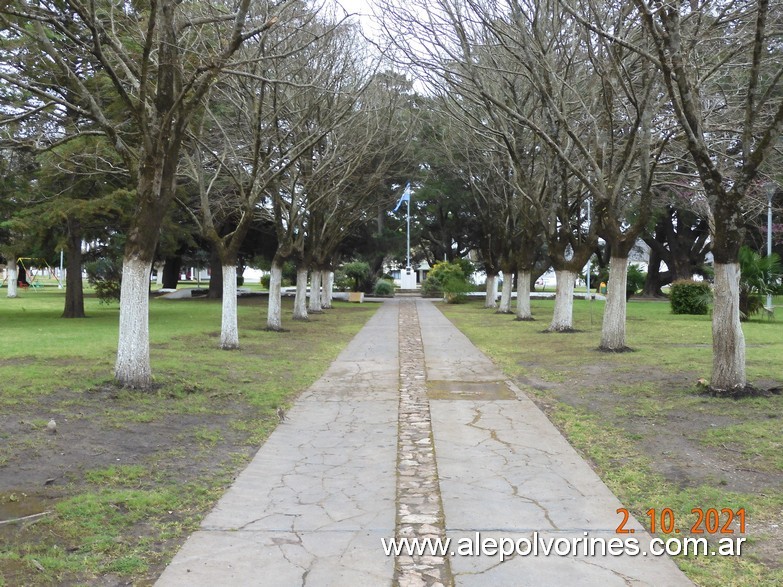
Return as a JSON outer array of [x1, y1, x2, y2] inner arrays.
[[600, 257, 629, 350], [711, 263, 746, 391], [267, 263, 283, 331], [114, 258, 152, 388], [515, 270, 532, 320], [309, 271, 322, 313], [293, 268, 309, 320], [549, 270, 576, 331], [320, 270, 333, 309], [498, 273, 513, 313], [7, 264, 18, 298], [220, 265, 239, 349], [156, 262, 164, 286], [485, 274, 498, 308]]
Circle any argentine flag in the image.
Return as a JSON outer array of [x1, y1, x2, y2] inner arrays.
[[393, 182, 411, 213]]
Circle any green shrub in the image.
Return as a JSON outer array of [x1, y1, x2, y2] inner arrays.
[[373, 279, 394, 296], [282, 261, 297, 287], [422, 261, 472, 303], [332, 269, 351, 292], [421, 277, 441, 298], [342, 261, 371, 292], [669, 279, 712, 315], [626, 265, 647, 299], [85, 258, 121, 304], [259, 265, 295, 289], [738, 245, 782, 320]]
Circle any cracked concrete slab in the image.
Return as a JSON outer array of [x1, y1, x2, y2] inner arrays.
[[156, 529, 392, 587], [446, 530, 685, 587], [418, 300, 691, 585], [156, 303, 399, 587]]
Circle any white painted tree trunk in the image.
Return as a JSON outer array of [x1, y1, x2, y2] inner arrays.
[[114, 258, 152, 388], [485, 274, 498, 308], [711, 262, 746, 391], [320, 270, 333, 309], [7, 263, 18, 298], [515, 270, 532, 320], [267, 262, 283, 331], [220, 265, 239, 349], [156, 262, 164, 286], [498, 273, 513, 313], [309, 270, 322, 313], [548, 270, 576, 331], [293, 267, 309, 320], [600, 256, 629, 351]]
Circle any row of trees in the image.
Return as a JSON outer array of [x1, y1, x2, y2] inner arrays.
[[377, 0, 782, 393], [0, 0, 416, 388], [2, 0, 781, 394]]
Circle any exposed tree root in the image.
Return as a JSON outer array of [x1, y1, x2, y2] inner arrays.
[[705, 384, 781, 399], [597, 346, 634, 353]]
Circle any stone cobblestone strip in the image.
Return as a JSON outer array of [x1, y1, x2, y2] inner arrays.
[[394, 300, 452, 587]]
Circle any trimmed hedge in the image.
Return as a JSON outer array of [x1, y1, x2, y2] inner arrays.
[[670, 279, 712, 315]]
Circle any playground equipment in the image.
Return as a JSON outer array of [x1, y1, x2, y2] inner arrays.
[[1, 257, 62, 289]]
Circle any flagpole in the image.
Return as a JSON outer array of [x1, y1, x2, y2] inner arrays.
[[406, 192, 411, 270], [393, 182, 414, 289]]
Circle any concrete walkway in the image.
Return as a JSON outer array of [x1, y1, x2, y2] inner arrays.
[[155, 299, 692, 587]]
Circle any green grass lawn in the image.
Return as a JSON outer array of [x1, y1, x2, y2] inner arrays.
[[3, 286, 780, 585], [439, 297, 783, 587], [0, 286, 378, 586]]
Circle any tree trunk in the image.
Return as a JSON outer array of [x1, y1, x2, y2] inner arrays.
[[114, 257, 152, 388], [114, 132, 184, 389], [162, 256, 181, 289], [669, 252, 692, 283], [320, 270, 333, 309], [498, 273, 513, 313], [293, 266, 309, 321], [515, 269, 533, 320], [220, 265, 239, 349], [6, 261, 18, 298], [155, 262, 165, 286], [266, 261, 284, 331], [548, 270, 576, 331], [711, 263, 746, 392], [62, 223, 85, 318], [599, 256, 630, 351], [642, 246, 664, 297], [484, 273, 498, 308], [207, 248, 223, 299], [309, 270, 322, 313]]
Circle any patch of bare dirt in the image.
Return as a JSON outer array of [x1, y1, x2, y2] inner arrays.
[[517, 362, 783, 571], [0, 386, 266, 586]]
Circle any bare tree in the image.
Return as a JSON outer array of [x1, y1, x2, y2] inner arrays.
[[180, 4, 361, 346], [379, 0, 595, 330], [260, 21, 375, 331], [1, 0, 284, 387], [629, 0, 783, 392], [302, 74, 411, 310], [441, 116, 523, 312]]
